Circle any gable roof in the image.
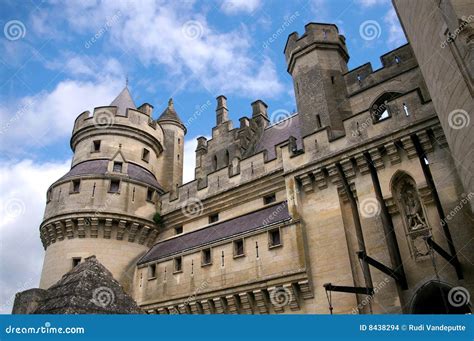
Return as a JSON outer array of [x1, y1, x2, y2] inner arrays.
[[138, 201, 290, 265], [110, 86, 136, 116]]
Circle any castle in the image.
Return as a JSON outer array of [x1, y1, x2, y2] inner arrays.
[[25, 17, 474, 314]]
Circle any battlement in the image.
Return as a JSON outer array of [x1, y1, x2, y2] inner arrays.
[[344, 44, 417, 96], [284, 23, 348, 72]]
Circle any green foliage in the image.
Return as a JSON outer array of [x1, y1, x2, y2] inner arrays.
[[153, 212, 164, 228]]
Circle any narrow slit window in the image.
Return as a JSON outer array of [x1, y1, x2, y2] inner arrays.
[[146, 188, 154, 202], [46, 189, 52, 202], [403, 103, 410, 116], [316, 114, 322, 128]]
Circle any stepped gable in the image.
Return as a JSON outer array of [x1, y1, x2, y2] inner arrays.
[[13, 256, 143, 314]]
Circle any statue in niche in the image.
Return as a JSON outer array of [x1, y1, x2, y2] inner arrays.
[[393, 175, 431, 259]]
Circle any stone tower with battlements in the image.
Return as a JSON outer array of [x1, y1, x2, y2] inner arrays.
[[38, 87, 185, 292]]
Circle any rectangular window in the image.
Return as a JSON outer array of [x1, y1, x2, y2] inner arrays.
[[46, 189, 52, 203], [146, 188, 154, 202], [269, 228, 281, 248], [142, 148, 150, 162], [113, 161, 123, 173], [233, 239, 244, 257], [175, 226, 183, 235], [202, 248, 212, 265], [71, 180, 81, 193], [72, 257, 81, 268], [148, 263, 156, 279], [92, 140, 101, 152], [174, 256, 182, 273], [109, 179, 120, 193], [316, 114, 322, 128], [209, 213, 219, 224], [263, 193, 276, 205]]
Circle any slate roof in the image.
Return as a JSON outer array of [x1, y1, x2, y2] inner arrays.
[[30, 256, 143, 314], [254, 114, 303, 160], [57, 159, 163, 190], [138, 201, 290, 265], [157, 98, 186, 131], [110, 86, 136, 116]]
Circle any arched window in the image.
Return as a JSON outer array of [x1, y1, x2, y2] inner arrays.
[[370, 92, 401, 122], [391, 172, 431, 259], [213, 155, 217, 171], [224, 150, 230, 166]]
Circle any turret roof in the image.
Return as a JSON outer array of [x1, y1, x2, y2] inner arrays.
[[110, 86, 136, 116], [157, 98, 186, 132]]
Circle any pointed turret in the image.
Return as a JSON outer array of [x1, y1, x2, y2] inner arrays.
[[110, 86, 136, 116], [157, 98, 186, 133]]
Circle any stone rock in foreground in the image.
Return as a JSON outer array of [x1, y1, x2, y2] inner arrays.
[[13, 256, 143, 314]]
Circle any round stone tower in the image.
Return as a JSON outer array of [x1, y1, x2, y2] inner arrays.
[[39, 86, 170, 292]]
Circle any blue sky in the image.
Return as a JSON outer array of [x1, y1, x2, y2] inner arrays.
[[0, 0, 406, 313]]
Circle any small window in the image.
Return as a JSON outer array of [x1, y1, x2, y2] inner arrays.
[[233, 239, 244, 257], [71, 180, 81, 193], [148, 263, 156, 279], [178, 138, 181, 145], [202, 248, 212, 265], [142, 148, 150, 162], [113, 161, 123, 173], [175, 226, 183, 235], [109, 179, 120, 193], [46, 189, 52, 203], [263, 193, 276, 205], [72, 257, 81, 268], [269, 228, 281, 248], [209, 213, 219, 224], [403, 103, 410, 116], [316, 114, 322, 128], [146, 188, 154, 202], [92, 140, 101, 152], [174, 256, 182, 273]]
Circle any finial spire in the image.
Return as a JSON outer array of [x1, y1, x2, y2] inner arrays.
[[125, 75, 129, 87], [168, 98, 174, 109]]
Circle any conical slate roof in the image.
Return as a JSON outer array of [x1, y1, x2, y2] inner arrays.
[[110, 86, 136, 116], [30, 256, 143, 314], [157, 98, 186, 132]]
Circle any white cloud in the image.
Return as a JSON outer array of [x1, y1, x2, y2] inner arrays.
[[220, 0, 261, 14], [355, 0, 389, 7], [0, 159, 71, 314], [37, 1, 283, 99], [384, 7, 406, 48]]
